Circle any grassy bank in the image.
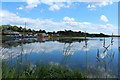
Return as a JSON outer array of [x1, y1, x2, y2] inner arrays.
[[2, 62, 87, 79]]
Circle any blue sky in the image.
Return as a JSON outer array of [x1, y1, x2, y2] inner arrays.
[[0, 1, 118, 34]]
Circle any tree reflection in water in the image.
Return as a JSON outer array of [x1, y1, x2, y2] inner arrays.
[[1, 36, 119, 78]]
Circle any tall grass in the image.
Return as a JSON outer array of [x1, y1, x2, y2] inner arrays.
[[2, 62, 87, 79]]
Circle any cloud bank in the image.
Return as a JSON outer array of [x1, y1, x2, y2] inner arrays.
[[0, 10, 118, 35], [15, 0, 116, 11]]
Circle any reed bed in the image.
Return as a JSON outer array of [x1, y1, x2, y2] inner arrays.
[[2, 62, 87, 79]]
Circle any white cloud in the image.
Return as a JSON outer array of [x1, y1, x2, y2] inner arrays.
[[100, 15, 109, 22], [87, 4, 96, 8], [87, 4, 96, 10], [97, 1, 113, 7], [63, 16, 75, 22], [49, 4, 60, 11], [16, 0, 114, 11], [87, 0, 113, 10], [47, 2, 71, 11], [17, 0, 71, 11], [1, 0, 120, 2], [17, 7, 23, 10], [26, 0, 40, 5], [0, 10, 117, 35], [17, 0, 40, 10]]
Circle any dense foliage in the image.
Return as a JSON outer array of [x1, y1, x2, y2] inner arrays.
[[1, 25, 46, 33], [2, 62, 87, 79]]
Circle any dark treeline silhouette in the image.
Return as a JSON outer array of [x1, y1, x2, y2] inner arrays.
[[56, 30, 109, 37], [1, 25, 46, 34], [1, 25, 109, 37]]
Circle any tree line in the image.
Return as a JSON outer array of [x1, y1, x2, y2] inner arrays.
[[1, 25, 109, 37], [1, 25, 46, 33]]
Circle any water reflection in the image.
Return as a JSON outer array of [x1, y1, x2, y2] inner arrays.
[[118, 39, 120, 78], [1, 37, 119, 78], [93, 36, 116, 78]]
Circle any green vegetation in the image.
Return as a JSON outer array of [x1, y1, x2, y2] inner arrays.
[[2, 62, 87, 79], [1, 25, 46, 33], [1, 25, 117, 37]]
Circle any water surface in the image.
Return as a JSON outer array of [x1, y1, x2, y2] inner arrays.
[[1, 37, 120, 78]]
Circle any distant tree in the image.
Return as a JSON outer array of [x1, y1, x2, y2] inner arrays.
[[22, 28, 27, 32], [13, 26, 19, 31], [42, 30, 46, 33], [32, 29, 36, 34], [27, 29, 32, 32], [18, 27, 23, 32], [53, 31, 56, 34], [38, 29, 42, 33]]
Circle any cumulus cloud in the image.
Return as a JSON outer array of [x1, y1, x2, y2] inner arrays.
[[48, 3, 71, 11], [87, 0, 113, 10], [17, 0, 71, 11], [87, 4, 96, 10], [17, 0, 40, 10], [100, 15, 109, 22], [49, 4, 60, 11], [97, 1, 113, 7], [16, 0, 114, 11], [63, 16, 75, 22], [0, 10, 117, 34]]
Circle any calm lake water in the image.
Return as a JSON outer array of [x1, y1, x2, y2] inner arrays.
[[1, 37, 120, 78]]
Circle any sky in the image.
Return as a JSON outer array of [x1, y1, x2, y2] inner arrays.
[[0, 0, 119, 35]]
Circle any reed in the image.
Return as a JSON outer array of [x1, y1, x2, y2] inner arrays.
[[2, 61, 87, 79]]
